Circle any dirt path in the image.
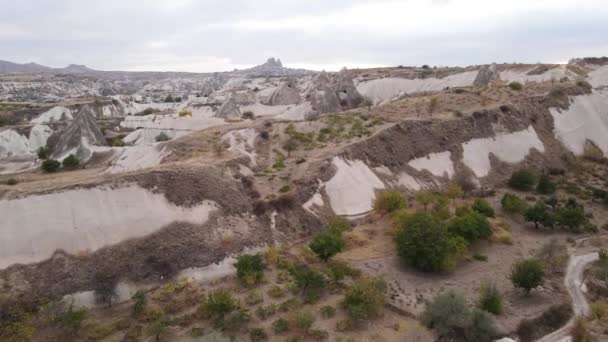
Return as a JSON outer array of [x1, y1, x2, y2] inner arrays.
[[536, 252, 599, 342]]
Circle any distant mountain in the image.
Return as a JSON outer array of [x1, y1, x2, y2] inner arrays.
[[238, 58, 315, 77], [0, 60, 97, 74]]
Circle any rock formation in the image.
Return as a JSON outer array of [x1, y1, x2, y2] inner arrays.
[[265, 79, 301, 105], [334, 68, 364, 109], [474, 63, 499, 87], [51, 105, 107, 161], [215, 95, 242, 121]]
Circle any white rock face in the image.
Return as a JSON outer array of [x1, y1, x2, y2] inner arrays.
[[28, 124, 53, 151], [105, 144, 169, 174], [462, 126, 545, 177], [499, 65, 569, 84], [0, 129, 32, 159], [356, 71, 478, 103], [325, 157, 385, 216], [0, 185, 217, 268], [589, 65, 608, 88], [303, 192, 324, 216], [550, 91, 608, 156], [223, 128, 258, 166], [31, 106, 73, 124], [408, 151, 454, 178], [120, 108, 224, 131], [397, 172, 422, 191]]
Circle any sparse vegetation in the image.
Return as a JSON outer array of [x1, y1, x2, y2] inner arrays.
[[342, 277, 386, 321], [309, 230, 345, 262], [509, 169, 536, 191], [374, 190, 407, 213], [235, 254, 265, 286], [511, 258, 544, 295], [155, 132, 171, 142], [62, 154, 80, 169], [536, 174, 556, 195], [37, 146, 50, 159], [478, 283, 502, 315], [509, 81, 523, 90], [289, 264, 326, 302], [501, 193, 528, 214], [472, 198, 495, 218], [178, 110, 192, 117], [204, 289, 237, 320], [41, 159, 61, 173]]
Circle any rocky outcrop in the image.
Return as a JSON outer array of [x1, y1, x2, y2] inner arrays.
[[51, 105, 107, 161], [265, 80, 301, 105], [335, 68, 364, 108], [242, 57, 314, 77], [215, 96, 242, 120], [474, 64, 499, 87], [308, 69, 364, 114]]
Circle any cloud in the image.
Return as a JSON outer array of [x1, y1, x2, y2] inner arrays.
[[0, 0, 606, 71]]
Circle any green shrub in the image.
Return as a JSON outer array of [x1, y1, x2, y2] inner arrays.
[[511, 259, 544, 295], [131, 290, 146, 317], [111, 138, 125, 147], [242, 111, 255, 120], [320, 305, 336, 319], [322, 260, 359, 283], [501, 193, 528, 214], [536, 175, 556, 195], [249, 327, 267, 341], [255, 304, 277, 320], [149, 317, 171, 341], [395, 212, 464, 272], [178, 110, 192, 117], [422, 291, 470, 338], [508, 169, 536, 191], [327, 216, 351, 233], [279, 185, 291, 193], [478, 283, 502, 315], [37, 146, 50, 159], [53, 304, 88, 335], [472, 199, 495, 218], [155, 132, 171, 142], [41, 159, 61, 173], [415, 191, 435, 212], [465, 309, 498, 342], [234, 254, 265, 286], [289, 310, 315, 331], [508, 81, 523, 91], [555, 204, 586, 231], [272, 318, 289, 334], [447, 210, 492, 242], [309, 231, 345, 262], [62, 154, 80, 169], [204, 289, 237, 319], [343, 277, 386, 321], [525, 202, 555, 229], [288, 264, 325, 302], [374, 191, 407, 213], [267, 285, 285, 299]]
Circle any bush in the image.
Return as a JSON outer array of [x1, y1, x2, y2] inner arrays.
[[509, 81, 523, 90], [37, 146, 50, 159], [289, 310, 315, 331], [320, 305, 336, 319], [478, 283, 502, 315], [5, 178, 18, 186], [422, 291, 470, 338], [555, 204, 586, 231], [447, 210, 492, 242], [242, 111, 255, 120], [511, 259, 544, 295], [508, 169, 536, 191], [155, 132, 171, 142], [415, 191, 435, 212], [249, 327, 267, 341], [272, 318, 289, 334], [62, 154, 80, 169], [525, 202, 555, 229], [278, 185, 290, 193], [204, 289, 237, 319], [255, 304, 277, 320], [235, 254, 265, 286], [536, 175, 556, 195], [111, 138, 125, 147], [570, 318, 591, 342], [537, 239, 568, 274], [178, 110, 192, 117], [327, 216, 351, 233], [132, 290, 146, 317], [343, 277, 386, 321], [465, 309, 498, 342], [501, 193, 528, 214], [309, 231, 345, 262], [374, 191, 407, 213], [472, 199, 495, 218], [267, 285, 285, 299], [289, 264, 325, 302], [395, 213, 463, 272], [53, 304, 88, 335], [41, 159, 61, 173]]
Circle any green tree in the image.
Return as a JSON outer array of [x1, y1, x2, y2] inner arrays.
[[342, 277, 386, 321], [465, 309, 498, 342], [283, 138, 298, 157], [37, 146, 50, 159], [415, 191, 435, 212], [53, 304, 88, 336], [422, 291, 471, 338], [555, 205, 586, 231], [62, 154, 80, 169], [374, 191, 407, 213], [41, 159, 61, 173], [501, 193, 528, 214], [132, 290, 146, 317], [447, 210, 492, 242], [204, 289, 237, 319], [235, 254, 265, 286], [511, 259, 544, 295], [472, 198, 495, 218], [309, 231, 345, 262], [149, 317, 171, 341], [478, 283, 502, 315], [288, 264, 326, 302], [525, 202, 555, 229], [536, 174, 556, 195], [508, 169, 536, 191], [395, 213, 456, 272], [446, 183, 464, 208]]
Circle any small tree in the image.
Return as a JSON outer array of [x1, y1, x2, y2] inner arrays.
[[478, 283, 502, 315], [536, 174, 556, 195], [471, 198, 495, 218], [415, 191, 435, 212], [288, 264, 325, 302], [283, 138, 298, 157], [501, 193, 528, 214], [93, 272, 118, 307], [446, 183, 464, 208], [422, 291, 470, 338], [309, 231, 345, 262], [37, 146, 50, 159], [508, 169, 536, 191], [53, 304, 87, 336], [511, 258, 544, 295], [524, 202, 554, 229], [343, 277, 386, 321], [41, 159, 61, 173], [555, 205, 586, 231], [62, 154, 80, 169], [508, 81, 523, 91], [235, 254, 265, 286], [149, 317, 171, 341], [447, 210, 492, 242], [465, 309, 498, 342], [155, 132, 171, 142], [374, 191, 407, 213], [132, 290, 146, 317]]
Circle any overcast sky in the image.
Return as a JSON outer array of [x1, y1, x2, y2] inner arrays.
[[1, 0, 607, 72]]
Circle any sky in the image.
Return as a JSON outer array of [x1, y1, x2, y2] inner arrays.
[[1, 0, 607, 72]]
